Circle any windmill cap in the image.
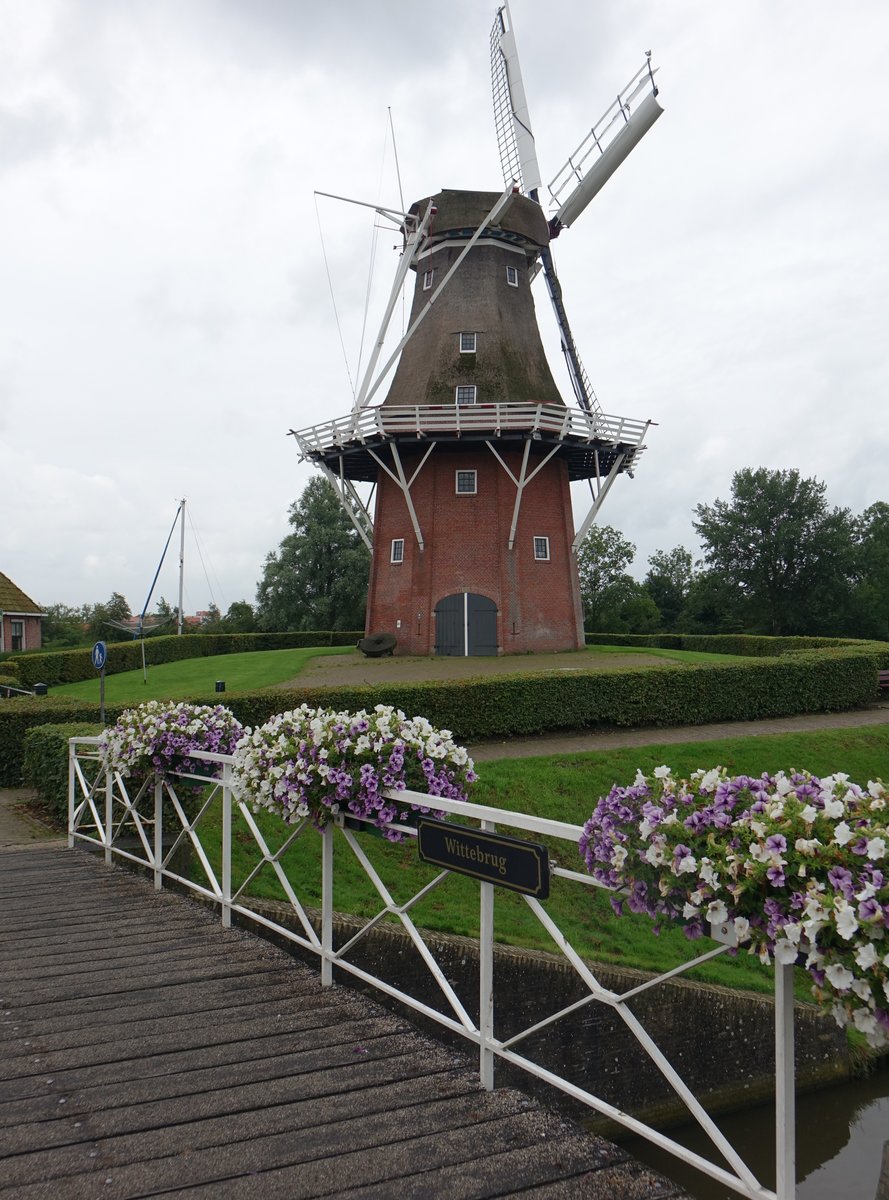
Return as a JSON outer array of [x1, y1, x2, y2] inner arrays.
[[408, 188, 549, 254]]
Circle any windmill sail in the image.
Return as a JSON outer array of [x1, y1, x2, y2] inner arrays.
[[548, 59, 663, 231], [490, 4, 541, 195]]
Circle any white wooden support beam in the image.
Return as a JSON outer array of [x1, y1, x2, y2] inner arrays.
[[572, 453, 625, 552], [315, 460, 373, 551], [368, 444, 426, 550]]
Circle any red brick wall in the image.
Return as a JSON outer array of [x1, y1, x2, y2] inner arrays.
[[1, 614, 42, 653], [366, 446, 584, 655]]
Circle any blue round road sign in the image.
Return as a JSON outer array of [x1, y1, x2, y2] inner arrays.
[[91, 641, 107, 670]]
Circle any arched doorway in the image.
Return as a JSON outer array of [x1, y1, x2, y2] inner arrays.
[[434, 592, 498, 656]]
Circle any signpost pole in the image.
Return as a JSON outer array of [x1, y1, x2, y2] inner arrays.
[[91, 642, 107, 725], [479, 819, 496, 1089]]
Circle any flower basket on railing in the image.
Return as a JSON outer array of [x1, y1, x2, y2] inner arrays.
[[100, 701, 244, 788], [579, 766, 889, 1047], [231, 703, 476, 840]]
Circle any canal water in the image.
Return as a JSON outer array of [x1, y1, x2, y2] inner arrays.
[[621, 1062, 889, 1199]]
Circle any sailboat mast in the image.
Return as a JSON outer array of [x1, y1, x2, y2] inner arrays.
[[177, 498, 186, 636]]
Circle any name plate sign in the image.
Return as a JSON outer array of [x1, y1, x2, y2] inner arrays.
[[417, 818, 549, 899]]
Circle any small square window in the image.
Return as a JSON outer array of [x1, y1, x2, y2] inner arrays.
[[390, 538, 404, 563], [423, 269, 434, 290], [456, 470, 477, 495], [460, 332, 476, 353], [533, 536, 550, 561], [506, 265, 519, 287], [455, 385, 477, 404]]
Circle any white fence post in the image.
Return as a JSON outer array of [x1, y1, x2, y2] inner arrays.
[[775, 960, 796, 1199], [221, 763, 232, 928], [479, 820, 496, 1090], [104, 764, 113, 865], [321, 824, 334, 986], [67, 740, 76, 849], [153, 777, 164, 891]]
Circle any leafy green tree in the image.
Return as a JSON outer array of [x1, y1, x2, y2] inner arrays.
[[847, 502, 889, 639], [86, 592, 132, 641], [41, 603, 89, 649], [576, 525, 639, 631], [643, 546, 695, 631], [222, 601, 257, 632], [692, 468, 856, 635], [256, 478, 370, 632]]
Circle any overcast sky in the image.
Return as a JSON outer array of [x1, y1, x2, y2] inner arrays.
[[2, 0, 887, 617]]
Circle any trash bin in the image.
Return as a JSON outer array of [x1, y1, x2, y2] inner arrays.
[[33, 683, 49, 696], [215, 681, 225, 693]]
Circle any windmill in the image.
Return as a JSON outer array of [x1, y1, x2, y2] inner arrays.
[[291, 4, 663, 657]]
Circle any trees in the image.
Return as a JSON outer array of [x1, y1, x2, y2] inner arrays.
[[643, 546, 696, 630], [255, 478, 370, 632], [692, 468, 857, 636], [41, 603, 88, 649], [86, 592, 132, 642], [576, 524, 659, 632]]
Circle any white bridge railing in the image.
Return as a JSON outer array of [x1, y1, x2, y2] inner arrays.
[[68, 737, 797, 1200]]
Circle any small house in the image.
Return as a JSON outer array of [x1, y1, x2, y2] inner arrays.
[[0, 572, 45, 652]]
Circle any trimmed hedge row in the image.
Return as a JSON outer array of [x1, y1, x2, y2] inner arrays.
[[22, 722, 102, 825], [6, 631, 363, 688], [3, 644, 883, 787], [584, 633, 888, 659]]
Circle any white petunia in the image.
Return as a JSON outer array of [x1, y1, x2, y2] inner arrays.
[[774, 939, 799, 965], [832, 822, 853, 846], [682, 902, 700, 920], [834, 902, 860, 940], [866, 837, 886, 860], [822, 798, 844, 820], [855, 942, 878, 971], [800, 805, 819, 824], [825, 963, 854, 991], [653, 765, 672, 780], [706, 900, 728, 925]]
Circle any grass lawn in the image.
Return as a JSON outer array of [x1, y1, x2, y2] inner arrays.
[[584, 644, 753, 665], [183, 723, 888, 1004], [52, 645, 355, 703]]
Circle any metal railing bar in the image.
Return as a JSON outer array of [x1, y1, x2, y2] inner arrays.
[[617, 943, 733, 1003], [330, 957, 477, 1041], [230, 903, 322, 952], [521, 895, 620, 1004], [498, 990, 600, 1050], [338, 827, 476, 1031], [495, 1046, 774, 1200], [612, 1000, 764, 1191], [162, 783, 222, 895]]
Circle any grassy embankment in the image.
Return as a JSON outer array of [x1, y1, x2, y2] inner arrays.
[[51, 642, 749, 705], [51, 645, 355, 703]]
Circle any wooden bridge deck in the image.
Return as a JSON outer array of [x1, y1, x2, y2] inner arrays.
[[0, 844, 685, 1199]]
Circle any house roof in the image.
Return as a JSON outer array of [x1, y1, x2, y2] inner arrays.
[[0, 572, 43, 616]]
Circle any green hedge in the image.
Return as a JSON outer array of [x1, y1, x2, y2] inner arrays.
[[583, 633, 888, 659], [7, 631, 363, 687], [3, 643, 884, 787], [22, 722, 102, 825], [4, 644, 882, 787]]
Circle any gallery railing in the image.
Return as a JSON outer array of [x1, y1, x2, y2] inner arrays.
[[68, 736, 798, 1200]]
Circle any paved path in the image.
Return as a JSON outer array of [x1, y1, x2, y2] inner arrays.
[[0, 789, 61, 850], [0, 844, 685, 1199]]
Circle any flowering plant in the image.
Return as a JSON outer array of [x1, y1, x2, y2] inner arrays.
[[231, 704, 477, 840], [101, 701, 244, 783], [579, 766, 889, 1047]]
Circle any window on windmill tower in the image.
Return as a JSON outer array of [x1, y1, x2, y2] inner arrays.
[[459, 332, 477, 353], [506, 265, 519, 287], [456, 470, 477, 495], [533, 536, 551, 561], [455, 385, 477, 404], [423, 269, 434, 290], [390, 538, 405, 564]]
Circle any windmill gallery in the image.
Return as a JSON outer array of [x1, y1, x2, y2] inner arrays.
[[291, 5, 664, 656]]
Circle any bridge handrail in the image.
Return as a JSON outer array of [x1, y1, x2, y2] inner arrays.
[[66, 737, 797, 1200]]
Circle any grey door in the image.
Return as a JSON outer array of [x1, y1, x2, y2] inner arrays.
[[434, 592, 497, 656]]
